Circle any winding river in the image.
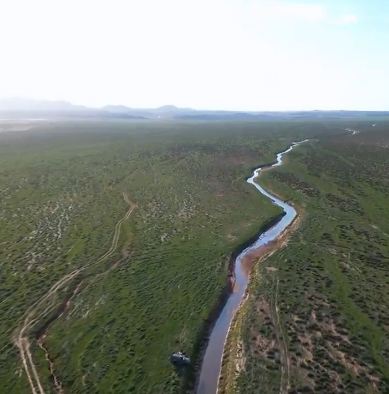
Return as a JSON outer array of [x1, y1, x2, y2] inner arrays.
[[196, 140, 308, 394]]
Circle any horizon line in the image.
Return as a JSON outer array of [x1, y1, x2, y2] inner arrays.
[[1, 97, 389, 113]]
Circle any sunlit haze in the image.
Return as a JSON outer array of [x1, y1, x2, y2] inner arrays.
[[1, 0, 388, 110]]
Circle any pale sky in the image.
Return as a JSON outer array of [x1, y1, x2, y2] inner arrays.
[[1, 0, 388, 110]]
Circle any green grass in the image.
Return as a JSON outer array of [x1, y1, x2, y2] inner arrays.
[[0, 120, 320, 393], [2, 119, 387, 393], [231, 124, 389, 393]]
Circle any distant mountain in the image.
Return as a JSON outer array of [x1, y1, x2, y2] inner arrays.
[[0, 98, 87, 112], [101, 104, 197, 119], [1, 98, 389, 121], [101, 105, 134, 114], [0, 98, 144, 120], [153, 105, 194, 113], [154, 105, 181, 112]]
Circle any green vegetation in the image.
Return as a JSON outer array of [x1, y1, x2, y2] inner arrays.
[[226, 124, 389, 393], [0, 120, 322, 393], [2, 119, 387, 393]]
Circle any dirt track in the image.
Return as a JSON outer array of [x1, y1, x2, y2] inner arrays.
[[13, 193, 137, 394]]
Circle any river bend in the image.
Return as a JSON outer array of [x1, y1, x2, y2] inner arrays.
[[196, 140, 308, 394]]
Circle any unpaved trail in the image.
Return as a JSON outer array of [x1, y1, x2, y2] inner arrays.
[[37, 339, 64, 394], [13, 193, 137, 394], [272, 278, 290, 394]]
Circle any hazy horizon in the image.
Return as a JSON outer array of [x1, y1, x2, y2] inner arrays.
[[1, 0, 388, 111], [1, 96, 389, 113]]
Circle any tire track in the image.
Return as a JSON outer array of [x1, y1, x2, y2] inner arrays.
[[272, 278, 290, 394], [14, 193, 137, 394]]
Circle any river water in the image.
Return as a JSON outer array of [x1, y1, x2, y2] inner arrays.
[[196, 140, 308, 394]]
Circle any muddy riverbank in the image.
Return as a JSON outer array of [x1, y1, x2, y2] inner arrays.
[[195, 140, 308, 394]]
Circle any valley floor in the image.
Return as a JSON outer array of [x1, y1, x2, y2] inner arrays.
[[0, 120, 387, 393], [221, 125, 389, 393]]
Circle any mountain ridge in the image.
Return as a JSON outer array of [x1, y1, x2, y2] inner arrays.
[[1, 98, 389, 121]]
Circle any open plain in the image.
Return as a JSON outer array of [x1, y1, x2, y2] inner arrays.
[[0, 119, 388, 393]]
